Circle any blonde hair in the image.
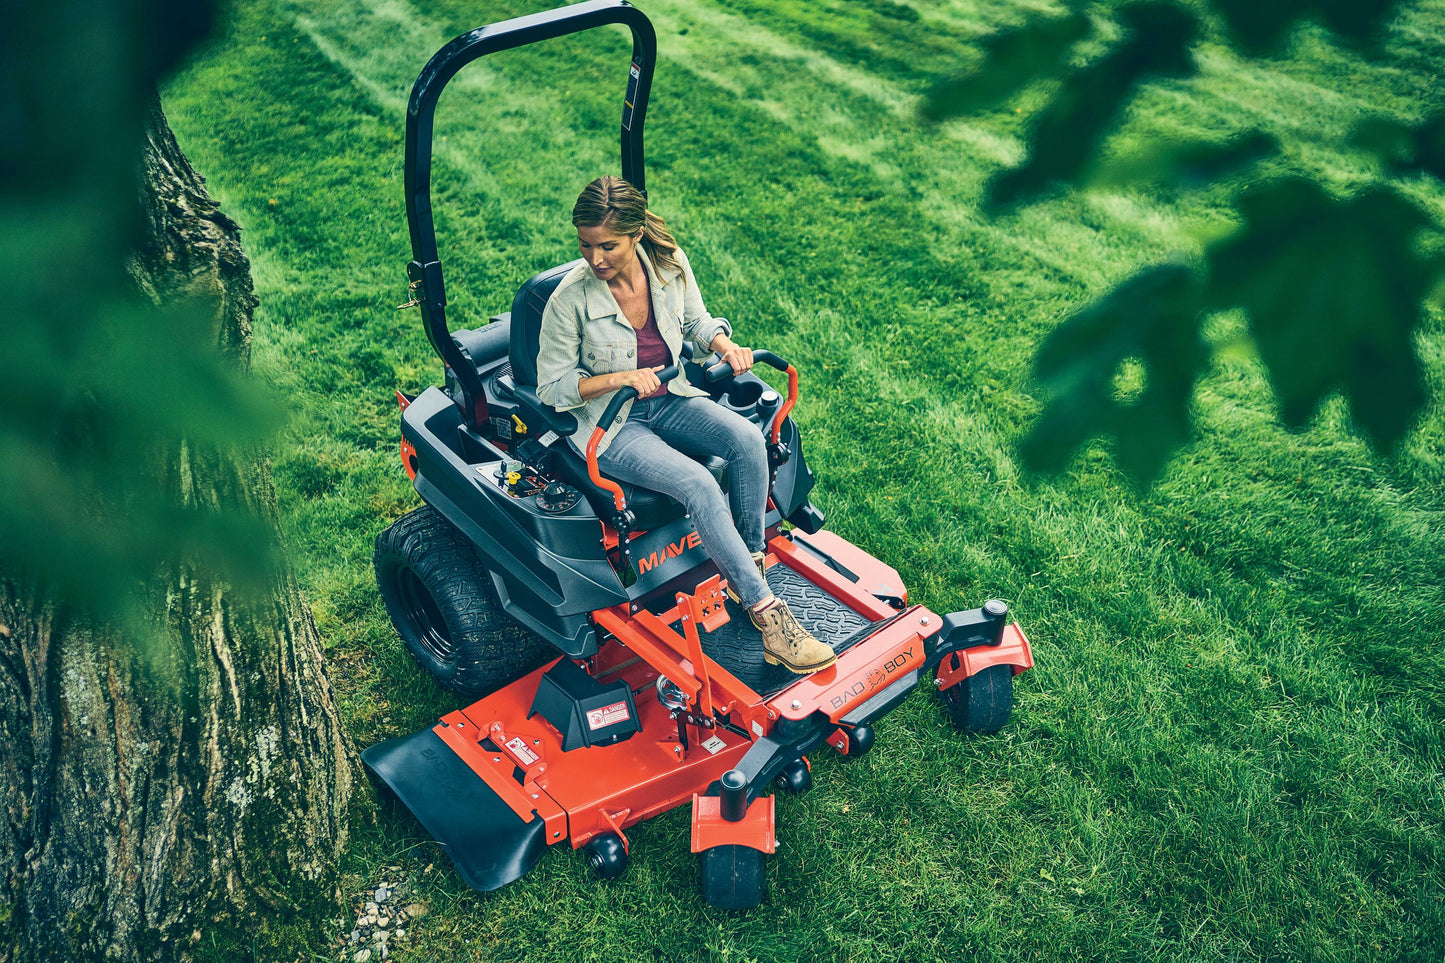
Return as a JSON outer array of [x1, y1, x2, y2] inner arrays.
[[571, 176, 682, 279]]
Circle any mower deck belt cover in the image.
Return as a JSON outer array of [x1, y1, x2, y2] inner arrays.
[[527, 657, 642, 751]]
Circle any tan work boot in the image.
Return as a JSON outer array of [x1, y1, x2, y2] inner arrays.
[[751, 598, 836, 674], [725, 551, 768, 605]]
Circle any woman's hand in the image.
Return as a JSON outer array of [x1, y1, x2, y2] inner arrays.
[[712, 335, 754, 375], [578, 366, 666, 401], [614, 365, 666, 396]]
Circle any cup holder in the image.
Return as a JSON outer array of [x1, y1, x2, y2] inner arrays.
[[723, 380, 764, 411]]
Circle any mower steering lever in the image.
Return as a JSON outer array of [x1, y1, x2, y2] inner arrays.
[[586, 365, 681, 514], [597, 364, 681, 431], [704, 349, 798, 446], [702, 348, 789, 383]]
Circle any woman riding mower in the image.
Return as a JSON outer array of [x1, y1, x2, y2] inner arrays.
[[535, 176, 836, 674]]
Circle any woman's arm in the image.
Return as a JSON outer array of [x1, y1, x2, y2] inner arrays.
[[675, 248, 732, 354], [578, 366, 665, 400], [535, 284, 591, 410], [674, 248, 752, 373]]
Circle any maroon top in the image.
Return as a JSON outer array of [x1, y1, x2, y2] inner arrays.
[[634, 299, 671, 399]]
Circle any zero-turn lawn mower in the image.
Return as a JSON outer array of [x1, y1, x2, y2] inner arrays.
[[363, 0, 1034, 909]]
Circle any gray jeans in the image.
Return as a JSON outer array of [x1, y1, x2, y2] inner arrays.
[[582, 394, 772, 607]]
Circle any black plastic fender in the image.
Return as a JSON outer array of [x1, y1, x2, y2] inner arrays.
[[924, 599, 1009, 674], [363, 728, 547, 892]]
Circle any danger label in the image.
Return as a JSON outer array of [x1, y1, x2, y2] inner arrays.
[[586, 700, 631, 730], [505, 737, 538, 766]]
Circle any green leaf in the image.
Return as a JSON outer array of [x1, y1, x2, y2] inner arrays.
[[1207, 179, 1434, 448], [1351, 113, 1445, 182], [1212, 0, 1405, 55], [1088, 131, 1279, 191], [921, 12, 1090, 122], [1022, 263, 1210, 484], [986, 2, 1202, 210]]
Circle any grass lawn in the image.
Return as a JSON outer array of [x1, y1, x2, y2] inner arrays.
[[165, 1, 1444, 960]]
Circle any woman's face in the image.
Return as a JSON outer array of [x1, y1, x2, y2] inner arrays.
[[577, 224, 641, 281]]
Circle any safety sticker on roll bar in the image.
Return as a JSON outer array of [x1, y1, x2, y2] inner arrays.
[[622, 62, 641, 130]]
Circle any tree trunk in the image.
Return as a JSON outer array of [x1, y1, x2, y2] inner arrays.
[[0, 100, 352, 962]]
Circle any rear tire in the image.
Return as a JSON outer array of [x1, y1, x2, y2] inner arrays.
[[939, 662, 1014, 734], [700, 845, 765, 910], [374, 505, 551, 697]]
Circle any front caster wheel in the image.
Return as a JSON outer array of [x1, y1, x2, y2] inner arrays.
[[939, 662, 1014, 734], [584, 833, 629, 880], [700, 845, 765, 910], [773, 759, 812, 795], [839, 724, 874, 757]]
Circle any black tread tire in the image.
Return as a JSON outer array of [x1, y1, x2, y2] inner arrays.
[[374, 505, 551, 697], [700, 845, 766, 910], [940, 662, 1014, 734]]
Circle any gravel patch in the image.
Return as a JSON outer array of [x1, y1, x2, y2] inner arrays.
[[336, 863, 434, 961]]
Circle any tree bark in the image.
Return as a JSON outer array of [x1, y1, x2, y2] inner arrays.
[[0, 100, 352, 962]]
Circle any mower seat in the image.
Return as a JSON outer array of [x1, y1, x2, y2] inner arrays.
[[508, 262, 726, 530]]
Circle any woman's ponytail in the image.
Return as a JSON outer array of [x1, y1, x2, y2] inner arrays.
[[641, 209, 681, 278]]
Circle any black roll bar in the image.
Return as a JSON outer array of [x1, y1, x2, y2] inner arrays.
[[403, 0, 657, 427]]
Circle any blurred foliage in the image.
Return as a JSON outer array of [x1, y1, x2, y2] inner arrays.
[[0, 0, 279, 622], [921, 12, 1090, 121], [1022, 264, 1208, 482], [1086, 131, 1280, 191], [1351, 112, 1445, 181], [1208, 180, 1435, 446], [925, 0, 1437, 484], [987, 2, 1201, 210], [1210, 0, 1401, 55]]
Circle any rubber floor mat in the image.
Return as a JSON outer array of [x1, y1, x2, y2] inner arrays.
[[701, 565, 882, 698]]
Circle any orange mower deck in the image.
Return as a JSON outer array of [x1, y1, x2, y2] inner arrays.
[[364, 528, 1032, 891]]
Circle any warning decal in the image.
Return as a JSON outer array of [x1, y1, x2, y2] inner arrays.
[[622, 62, 641, 130], [505, 737, 539, 767], [701, 735, 727, 755], [587, 700, 631, 730]]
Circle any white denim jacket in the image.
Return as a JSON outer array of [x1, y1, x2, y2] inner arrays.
[[535, 245, 731, 455]]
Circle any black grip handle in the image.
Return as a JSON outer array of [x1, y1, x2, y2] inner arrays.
[[597, 364, 679, 431], [704, 349, 790, 383]]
